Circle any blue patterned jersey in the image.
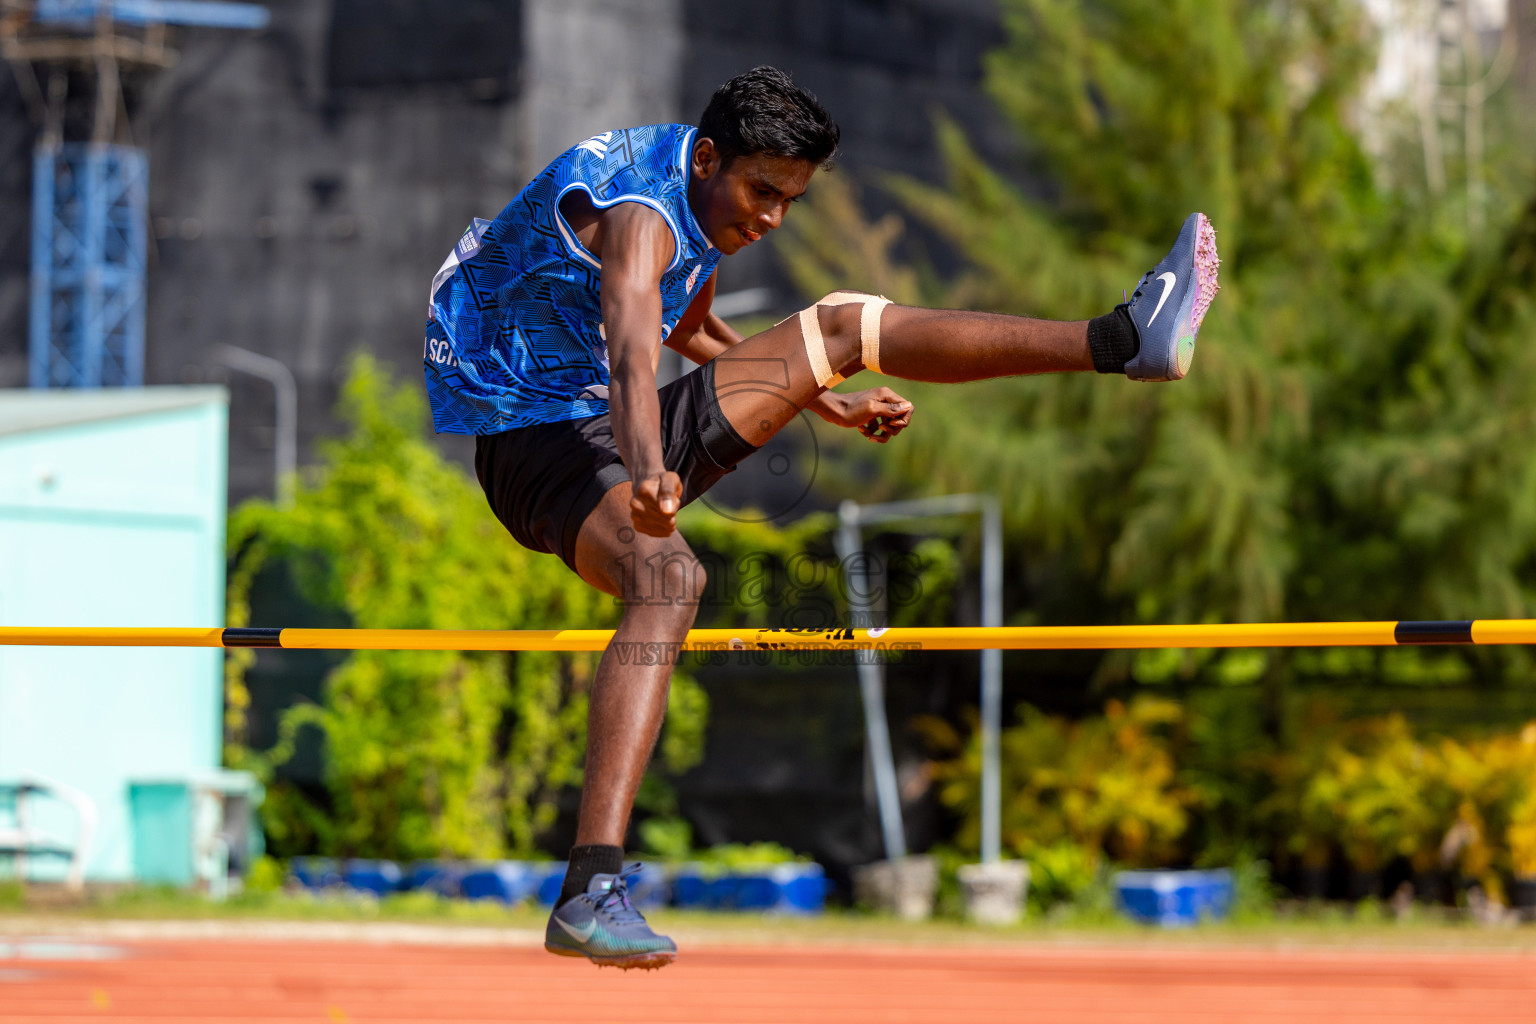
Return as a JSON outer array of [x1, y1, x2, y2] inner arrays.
[[424, 123, 722, 434]]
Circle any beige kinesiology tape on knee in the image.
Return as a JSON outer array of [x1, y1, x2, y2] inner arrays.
[[797, 291, 893, 388]]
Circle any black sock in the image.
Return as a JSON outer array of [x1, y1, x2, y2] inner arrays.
[[1087, 304, 1140, 374], [559, 844, 623, 905]]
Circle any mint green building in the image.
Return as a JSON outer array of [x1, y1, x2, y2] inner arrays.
[[0, 387, 228, 881]]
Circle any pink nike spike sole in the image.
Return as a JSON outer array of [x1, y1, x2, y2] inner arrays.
[[1190, 213, 1221, 332]]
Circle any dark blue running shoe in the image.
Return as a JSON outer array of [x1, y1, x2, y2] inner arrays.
[[1123, 212, 1221, 381], [544, 864, 677, 970]]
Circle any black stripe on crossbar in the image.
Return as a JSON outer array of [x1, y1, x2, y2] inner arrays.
[[1394, 620, 1474, 645], [222, 627, 283, 648]]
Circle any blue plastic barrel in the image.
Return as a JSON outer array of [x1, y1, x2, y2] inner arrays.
[[670, 865, 711, 908], [460, 861, 534, 904], [404, 861, 464, 897], [772, 863, 827, 915], [724, 873, 779, 910], [530, 863, 566, 906], [288, 857, 340, 890], [342, 859, 402, 896], [719, 865, 826, 913], [1113, 868, 1233, 927], [666, 863, 825, 913]]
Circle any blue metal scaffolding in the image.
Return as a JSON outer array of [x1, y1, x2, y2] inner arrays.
[[16, 0, 267, 389], [29, 144, 149, 388]]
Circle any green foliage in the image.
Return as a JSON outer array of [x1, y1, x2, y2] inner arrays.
[[690, 842, 810, 869], [226, 355, 623, 859], [678, 505, 963, 632], [1225, 851, 1282, 924], [1253, 699, 1358, 868], [1298, 716, 1452, 872], [1432, 725, 1536, 886], [633, 822, 809, 869], [1174, 689, 1280, 863], [922, 697, 1197, 867], [890, 537, 962, 627], [978, 0, 1379, 269], [1508, 786, 1536, 877], [1271, 714, 1536, 886], [243, 856, 286, 895], [779, 0, 1536, 698], [637, 816, 694, 861], [1024, 839, 1104, 915], [677, 506, 840, 629], [930, 693, 1536, 899]]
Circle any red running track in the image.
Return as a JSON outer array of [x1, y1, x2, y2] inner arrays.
[[2, 937, 1534, 1023]]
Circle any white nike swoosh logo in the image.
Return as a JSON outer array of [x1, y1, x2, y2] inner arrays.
[[1147, 272, 1178, 326], [555, 917, 597, 943]]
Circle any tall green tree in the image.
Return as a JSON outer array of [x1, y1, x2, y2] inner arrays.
[[780, 0, 1536, 697]]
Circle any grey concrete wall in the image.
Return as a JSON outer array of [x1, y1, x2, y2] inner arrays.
[[524, 0, 683, 170], [0, 71, 34, 390], [677, 0, 1015, 312], [135, 0, 529, 499]]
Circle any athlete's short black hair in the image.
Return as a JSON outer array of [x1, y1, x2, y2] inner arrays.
[[697, 66, 840, 168]]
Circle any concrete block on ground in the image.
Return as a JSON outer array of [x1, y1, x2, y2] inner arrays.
[[958, 860, 1029, 925], [852, 855, 937, 921]]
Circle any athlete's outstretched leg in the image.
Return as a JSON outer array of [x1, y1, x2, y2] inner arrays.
[[713, 212, 1219, 445]]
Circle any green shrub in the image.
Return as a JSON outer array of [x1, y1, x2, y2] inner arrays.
[[693, 842, 809, 869], [1508, 787, 1536, 878], [923, 696, 1197, 867], [1438, 725, 1536, 889], [927, 690, 1536, 903], [243, 856, 286, 895], [1253, 699, 1357, 872], [1024, 839, 1103, 915], [1225, 851, 1282, 923], [1299, 715, 1454, 874], [225, 356, 619, 860], [637, 817, 693, 862], [1289, 717, 1536, 891]]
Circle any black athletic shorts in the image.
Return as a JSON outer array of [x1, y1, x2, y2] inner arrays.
[[474, 361, 758, 571]]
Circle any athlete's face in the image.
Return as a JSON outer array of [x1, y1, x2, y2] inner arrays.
[[689, 139, 817, 255]]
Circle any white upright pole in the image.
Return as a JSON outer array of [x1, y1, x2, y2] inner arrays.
[[837, 501, 907, 862], [216, 345, 297, 508], [980, 496, 1003, 864]]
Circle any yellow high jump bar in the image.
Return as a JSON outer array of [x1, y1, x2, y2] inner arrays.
[[1, 620, 1535, 651]]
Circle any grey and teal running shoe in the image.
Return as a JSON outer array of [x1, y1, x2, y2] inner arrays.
[[1122, 212, 1221, 381], [544, 864, 677, 970]]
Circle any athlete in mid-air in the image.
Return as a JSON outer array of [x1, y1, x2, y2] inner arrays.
[[424, 67, 1219, 969]]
